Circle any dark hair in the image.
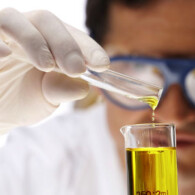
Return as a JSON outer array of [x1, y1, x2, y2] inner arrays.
[[86, 0, 149, 44]]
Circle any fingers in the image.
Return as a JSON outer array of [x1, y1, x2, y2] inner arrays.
[[0, 8, 55, 72], [26, 10, 86, 77], [42, 72, 89, 105], [65, 24, 110, 72], [0, 40, 12, 57], [26, 10, 109, 74], [0, 8, 109, 76]]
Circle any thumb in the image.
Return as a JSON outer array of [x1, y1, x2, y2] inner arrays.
[[42, 72, 89, 105], [0, 40, 12, 57]]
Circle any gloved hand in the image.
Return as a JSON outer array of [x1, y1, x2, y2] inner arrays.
[[0, 8, 110, 134]]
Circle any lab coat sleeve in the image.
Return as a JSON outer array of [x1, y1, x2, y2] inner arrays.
[[0, 114, 89, 195], [0, 133, 31, 195]]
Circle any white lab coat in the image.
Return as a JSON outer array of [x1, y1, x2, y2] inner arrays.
[[0, 104, 126, 195]]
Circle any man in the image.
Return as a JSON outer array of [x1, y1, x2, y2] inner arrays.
[[0, 0, 194, 194]]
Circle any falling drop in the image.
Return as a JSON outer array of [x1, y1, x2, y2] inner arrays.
[[152, 111, 155, 122]]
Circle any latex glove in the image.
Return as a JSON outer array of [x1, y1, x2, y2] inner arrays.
[[0, 8, 110, 134]]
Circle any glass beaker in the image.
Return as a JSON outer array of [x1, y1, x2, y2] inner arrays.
[[120, 123, 178, 195]]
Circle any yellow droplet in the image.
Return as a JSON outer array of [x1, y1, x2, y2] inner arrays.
[[152, 111, 155, 121], [138, 96, 159, 111]]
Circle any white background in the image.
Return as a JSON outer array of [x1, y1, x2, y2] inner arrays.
[[1, 0, 87, 32]]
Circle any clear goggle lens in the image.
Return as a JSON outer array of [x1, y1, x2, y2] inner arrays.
[[185, 69, 195, 105]]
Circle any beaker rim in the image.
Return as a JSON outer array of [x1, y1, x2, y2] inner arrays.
[[121, 123, 175, 130]]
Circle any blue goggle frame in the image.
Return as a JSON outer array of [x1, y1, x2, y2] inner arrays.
[[101, 55, 195, 110]]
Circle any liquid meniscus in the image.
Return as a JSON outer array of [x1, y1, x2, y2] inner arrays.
[[126, 147, 178, 195]]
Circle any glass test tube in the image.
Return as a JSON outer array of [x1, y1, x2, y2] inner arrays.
[[121, 123, 178, 195], [54, 68, 163, 108], [80, 69, 163, 109]]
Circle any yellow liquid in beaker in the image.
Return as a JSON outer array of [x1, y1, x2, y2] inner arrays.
[[126, 147, 178, 195]]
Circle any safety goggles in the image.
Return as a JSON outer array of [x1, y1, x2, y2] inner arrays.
[[101, 55, 195, 110]]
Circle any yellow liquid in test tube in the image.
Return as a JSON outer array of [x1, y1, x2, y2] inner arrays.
[[126, 147, 178, 195], [138, 96, 159, 110], [138, 96, 158, 122]]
